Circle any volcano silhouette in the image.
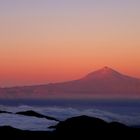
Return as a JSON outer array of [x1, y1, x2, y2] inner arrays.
[[45, 66, 140, 98], [0, 66, 140, 99]]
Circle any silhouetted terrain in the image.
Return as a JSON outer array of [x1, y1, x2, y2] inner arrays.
[[16, 110, 59, 121], [0, 115, 139, 140], [0, 110, 11, 114], [0, 126, 52, 140]]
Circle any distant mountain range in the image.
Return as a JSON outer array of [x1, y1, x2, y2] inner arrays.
[[0, 66, 140, 99]]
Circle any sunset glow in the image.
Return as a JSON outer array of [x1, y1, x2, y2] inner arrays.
[[0, 0, 140, 87]]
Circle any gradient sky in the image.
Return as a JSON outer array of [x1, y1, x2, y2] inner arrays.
[[0, 0, 140, 87]]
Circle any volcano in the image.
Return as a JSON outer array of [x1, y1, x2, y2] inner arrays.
[[0, 66, 140, 99]]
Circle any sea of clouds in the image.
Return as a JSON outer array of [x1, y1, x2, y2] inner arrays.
[[0, 105, 140, 130]]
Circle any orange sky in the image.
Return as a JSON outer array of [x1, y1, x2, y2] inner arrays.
[[0, 0, 140, 87]]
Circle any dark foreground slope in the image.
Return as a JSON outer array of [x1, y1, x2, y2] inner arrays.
[[0, 115, 140, 140], [0, 126, 52, 140]]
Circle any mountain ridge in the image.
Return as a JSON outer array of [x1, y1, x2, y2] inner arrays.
[[0, 66, 140, 99], [83, 66, 139, 80]]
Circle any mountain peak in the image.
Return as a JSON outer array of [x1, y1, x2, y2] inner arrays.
[[84, 66, 123, 80], [101, 66, 113, 71], [99, 66, 119, 74]]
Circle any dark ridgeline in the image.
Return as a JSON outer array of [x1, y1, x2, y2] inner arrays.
[[0, 109, 59, 121], [16, 110, 59, 121], [0, 115, 139, 140], [0, 110, 11, 114], [50, 115, 135, 139], [0, 110, 59, 121]]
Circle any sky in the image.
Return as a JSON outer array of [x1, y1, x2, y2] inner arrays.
[[0, 0, 140, 87]]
